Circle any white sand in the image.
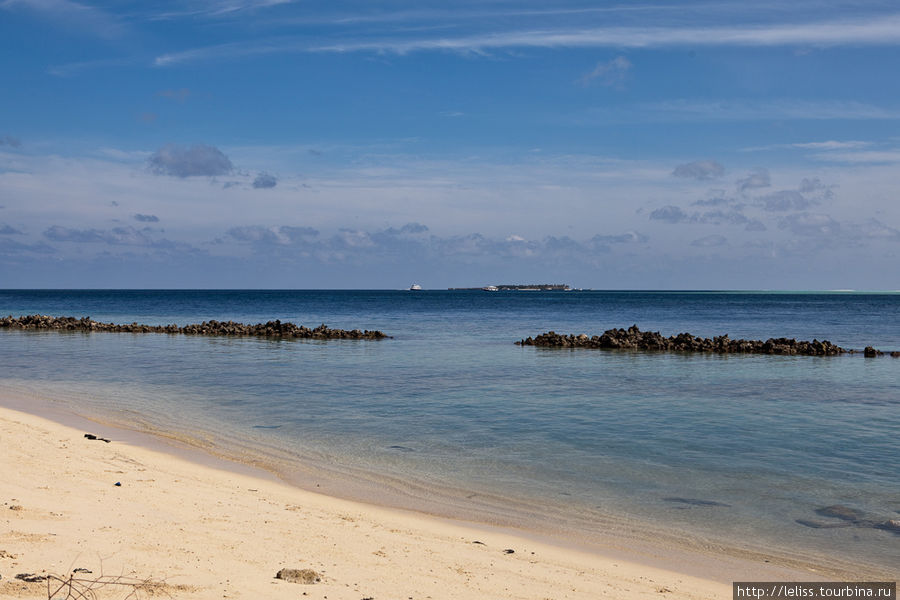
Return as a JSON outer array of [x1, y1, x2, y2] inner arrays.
[[0, 403, 843, 599]]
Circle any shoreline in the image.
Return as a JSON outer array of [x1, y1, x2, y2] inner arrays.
[[5, 387, 893, 583], [1, 396, 889, 599]]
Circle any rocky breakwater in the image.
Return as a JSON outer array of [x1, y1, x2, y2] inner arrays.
[[516, 325, 874, 356], [0, 314, 390, 340]]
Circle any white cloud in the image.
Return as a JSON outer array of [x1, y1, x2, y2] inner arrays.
[[311, 15, 900, 54], [791, 140, 870, 150], [640, 100, 900, 121], [778, 213, 841, 237], [2, 0, 126, 39], [737, 168, 771, 192], [691, 234, 727, 247], [153, 14, 900, 67], [649, 205, 689, 224], [579, 56, 632, 88], [672, 160, 725, 180], [812, 150, 900, 163], [252, 172, 278, 189], [760, 190, 814, 212], [592, 231, 648, 244], [857, 219, 900, 242], [148, 144, 234, 177], [47, 58, 135, 77]]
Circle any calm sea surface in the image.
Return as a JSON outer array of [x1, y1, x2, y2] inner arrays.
[[1, 290, 898, 574]]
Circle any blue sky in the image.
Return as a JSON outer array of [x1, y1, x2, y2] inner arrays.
[[1, 0, 899, 289]]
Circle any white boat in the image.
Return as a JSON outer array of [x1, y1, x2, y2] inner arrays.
[[482, 285, 499, 291], [409, 284, 422, 291]]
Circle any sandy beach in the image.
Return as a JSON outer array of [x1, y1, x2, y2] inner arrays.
[[0, 401, 852, 600]]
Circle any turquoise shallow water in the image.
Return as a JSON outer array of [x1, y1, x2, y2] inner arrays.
[[1, 290, 898, 574]]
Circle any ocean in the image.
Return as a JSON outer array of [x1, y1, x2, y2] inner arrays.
[[1, 289, 898, 575]]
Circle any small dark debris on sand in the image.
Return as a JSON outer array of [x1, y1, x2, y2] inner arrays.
[[84, 433, 111, 443], [8, 505, 23, 511], [73, 568, 93, 574], [502, 549, 515, 554], [472, 540, 485, 545], [16, 573, 48, 583], [275, 568, 321, 584]]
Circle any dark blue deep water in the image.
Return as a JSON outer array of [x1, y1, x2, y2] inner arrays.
[[1, 290, 898, 574]]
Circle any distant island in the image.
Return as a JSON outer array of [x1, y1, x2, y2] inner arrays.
[[448, 284, 576, 291]]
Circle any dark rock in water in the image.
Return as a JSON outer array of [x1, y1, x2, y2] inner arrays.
[[516, 325, 852, 356], [795, 519, 853, 529], [803, 505, 900, 534], [864, 346, 881, 357], [663, 497, 731, 507], [815, 505, 866, 522], [388, 445, 414, 452], [891, 351, 900, 358], [275, 568, 320, 584], [876, 519, 900, 533], [0, 314, 391, 341]]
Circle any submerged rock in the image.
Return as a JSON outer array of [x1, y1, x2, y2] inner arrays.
[[800, 505, 900, 535], [795, 519, 853, 529], [815, 505, 865, 521], [663, 497, 731, 507], [876, 519, 900, 533]]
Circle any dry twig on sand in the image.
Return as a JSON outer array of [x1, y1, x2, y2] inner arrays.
[[40, 569, 181, 600]]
